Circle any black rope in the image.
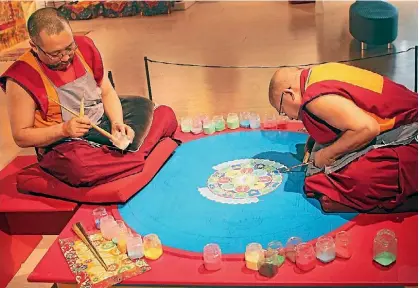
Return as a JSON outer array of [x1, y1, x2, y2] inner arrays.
[[146, 46, 416, 69], [415, 45, 418, 93]]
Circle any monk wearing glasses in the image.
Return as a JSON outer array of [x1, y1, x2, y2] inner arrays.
[[1, 8, 178, 187], [269, 63, 417, 213]]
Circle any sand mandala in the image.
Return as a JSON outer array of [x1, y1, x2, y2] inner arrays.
[[198, 159, 285, 204]]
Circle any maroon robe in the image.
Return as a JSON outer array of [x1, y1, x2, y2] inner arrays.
[[300, 63, 418, 212]]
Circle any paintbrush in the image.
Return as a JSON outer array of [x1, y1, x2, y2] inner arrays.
[[47, 96, 122, 146], [72, 222, 108, 271]]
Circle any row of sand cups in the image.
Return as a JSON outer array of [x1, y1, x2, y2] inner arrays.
[[93, 207, 163, 261], [94, 207, 397, 273], [180, 112, 290, 135], [203, 229, 397, 277]]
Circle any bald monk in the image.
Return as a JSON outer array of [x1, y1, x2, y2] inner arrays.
[[269, 63, 418, 213], [0, 8, 178, 187]]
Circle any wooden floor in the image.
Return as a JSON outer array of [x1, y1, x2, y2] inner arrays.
[[0, 1, 417, 287]]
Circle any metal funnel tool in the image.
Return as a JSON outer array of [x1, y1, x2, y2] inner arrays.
[[279, 161, 313, 173]]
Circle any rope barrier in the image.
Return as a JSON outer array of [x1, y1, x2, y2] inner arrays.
[[145, 46, 416, 69], [143, 45, 418, 100]]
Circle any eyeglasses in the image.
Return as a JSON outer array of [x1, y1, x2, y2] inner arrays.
[[278, 86, 291, 116], [36, 41, 78, 60]]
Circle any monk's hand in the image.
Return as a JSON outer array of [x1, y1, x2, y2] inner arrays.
[[111, 122, 135, 143], [62, 116, 91, 138], [313, 149, 335, 169]]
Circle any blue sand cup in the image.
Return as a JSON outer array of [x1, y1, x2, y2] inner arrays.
[[239, 112, 251, 128], [92, 207, 107, 229]]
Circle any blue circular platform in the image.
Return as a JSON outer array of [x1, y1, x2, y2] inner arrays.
[[119, 131, 357, 254]]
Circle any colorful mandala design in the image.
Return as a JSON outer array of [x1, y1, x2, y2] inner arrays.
[[199, 159, 285, 204]]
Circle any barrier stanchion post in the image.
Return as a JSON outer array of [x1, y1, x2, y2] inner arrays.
[[144, 56, 153, 101], [415, 45, 418, 93]]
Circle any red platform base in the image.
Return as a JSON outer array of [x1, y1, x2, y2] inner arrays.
[[28, 125, 418, 286], [0, 156, 79, 235], [0, 156, 79, 286], [28, 205, 418, 286], [0, 229, 42, 288]]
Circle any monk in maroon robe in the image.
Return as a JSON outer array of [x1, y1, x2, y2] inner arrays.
[[269, 63, 417, 213], [0, 8, 178, 187]]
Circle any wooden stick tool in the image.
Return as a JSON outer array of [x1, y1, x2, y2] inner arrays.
[[48, 97, 118, 144], [79, 96, 84, 117], [303, 151, 310, 163], [72, 222, 108, 271]]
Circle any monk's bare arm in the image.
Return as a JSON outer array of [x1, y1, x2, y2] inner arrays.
[[305, 95, 380, 160], [6, 80, 89, 148], [100, 75, 123, 126]]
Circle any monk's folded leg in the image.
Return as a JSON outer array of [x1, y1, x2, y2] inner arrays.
[[39, 141, 147, 187], [38, 105, 178, 187], [304, 144, 418, 212], [137, 105, 178, 156]]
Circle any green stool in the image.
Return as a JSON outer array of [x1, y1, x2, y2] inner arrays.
[[349, 1, 398, 50]]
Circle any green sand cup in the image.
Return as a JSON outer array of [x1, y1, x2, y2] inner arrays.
[[373, 229, 397, 266]]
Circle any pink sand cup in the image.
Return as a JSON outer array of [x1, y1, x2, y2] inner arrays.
[[285, 236, 302, 263], [263, 114, 277, 129], [296, 243, 316, 272], [335, 231, 352, 259], [203, 243, 222, 271], [99, 215, 118, 240]]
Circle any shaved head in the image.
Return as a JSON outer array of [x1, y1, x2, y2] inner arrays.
[[27, 7, 70, 45], [268, 67, 304, 120], [269, 67, 302, 106]]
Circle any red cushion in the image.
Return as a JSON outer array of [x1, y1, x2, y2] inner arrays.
[[16, 138, 178, 203], [0, 156, 77, 213]]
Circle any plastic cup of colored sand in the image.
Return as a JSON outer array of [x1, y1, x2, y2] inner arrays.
[[115, 220, 129, 252], [285, 236, 302, 263], [227, 113, 240, 129], [239, 112, 251, 128], [203, 119, 216, 135], [245, 243, 264, 271], [316, 235, 336, 263], [127, 235, 144, 260], [259, 241, 285, 277], [107, 223, 122, 241], [203, 243, 222, 271], [213, 115, 226, 131], [180, 117, 192, 133], [199, 114, 209, 123], [191, 117, 203, 134], [116, 220, 128, 234], [249, 113, 261, 129], [258, 258, 279, 278], [266, 240, 285, 267], [143, 234, 163, 260], [263, 114, 277, 129], [296, 243, 316, 272], [335, 231, 352, 259], [373, 229, 397, 266], [92, 207, 107, 229], [99, 215, 117, 240], [277, 115, 288, 129]]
